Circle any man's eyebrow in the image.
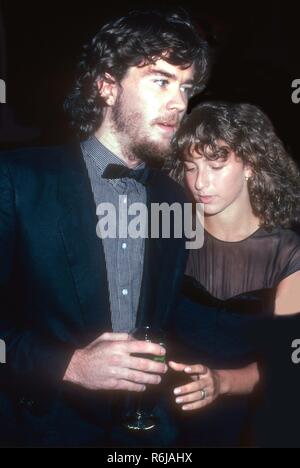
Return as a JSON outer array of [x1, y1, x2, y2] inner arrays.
[[143, 67, 194, 85]]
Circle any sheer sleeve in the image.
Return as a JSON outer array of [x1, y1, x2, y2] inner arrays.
[[276, 230, 300, 283], [185, 227, 300, 301]]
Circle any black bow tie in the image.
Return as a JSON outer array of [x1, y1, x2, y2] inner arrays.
[[102, 164, 151, 185]]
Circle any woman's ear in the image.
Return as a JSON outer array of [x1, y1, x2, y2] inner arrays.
[[244, 164, 253, 180], [96, 73, 118, 106]]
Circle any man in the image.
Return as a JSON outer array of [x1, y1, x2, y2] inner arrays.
[[0, 9, 209, 447]]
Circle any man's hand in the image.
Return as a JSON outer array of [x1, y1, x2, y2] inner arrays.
[[64, 333, 167, 392]]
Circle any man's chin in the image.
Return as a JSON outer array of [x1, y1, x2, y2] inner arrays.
[[130, 140, 172, 167]]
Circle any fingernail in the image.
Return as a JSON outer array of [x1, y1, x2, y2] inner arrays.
[[182, 406, 188, 411], [176, 398, 183, 404], [174, 388, 181, 395], [185, 367, 192, 373]]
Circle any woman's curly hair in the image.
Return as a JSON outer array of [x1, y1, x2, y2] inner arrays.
[[170, 101, 300, 229], [64, 9, 210, 139]]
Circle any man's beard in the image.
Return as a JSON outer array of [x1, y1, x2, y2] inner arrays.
[[127, 140, 173, 168], [111, 93, 174, 167]]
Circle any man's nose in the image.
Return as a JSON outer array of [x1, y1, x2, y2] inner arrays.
[[167, 88, 187, 113]]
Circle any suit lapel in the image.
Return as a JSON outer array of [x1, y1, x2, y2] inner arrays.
[[57, 144, 111, 341], [135, 180, 160, 328], [136, 171, 184, 329]]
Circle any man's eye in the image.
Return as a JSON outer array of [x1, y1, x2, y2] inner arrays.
[[181, 86, 193, 97], [154, 79, 169, 87]]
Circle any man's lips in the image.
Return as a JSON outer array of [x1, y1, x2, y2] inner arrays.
[[155, 120, 178, 132]]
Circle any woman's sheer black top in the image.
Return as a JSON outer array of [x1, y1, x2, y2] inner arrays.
[[170, 227, 300, 369]]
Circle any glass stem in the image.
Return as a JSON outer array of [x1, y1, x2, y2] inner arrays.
[[136, 392, 143, 418]]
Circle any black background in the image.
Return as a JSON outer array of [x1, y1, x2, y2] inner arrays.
[[0, 0, 300, 448], [0, 0, 300, 162]]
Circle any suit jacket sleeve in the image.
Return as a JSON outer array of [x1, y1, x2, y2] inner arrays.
[[0, 156, 74, 390]]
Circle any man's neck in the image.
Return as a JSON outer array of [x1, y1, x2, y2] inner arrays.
[[94, 125, 141, 169]]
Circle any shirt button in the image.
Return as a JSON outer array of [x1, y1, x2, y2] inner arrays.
[[122, 289, 128, 296], [122, 243, 127, 250]]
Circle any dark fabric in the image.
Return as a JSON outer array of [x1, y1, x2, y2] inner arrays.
[[0, 144, 189, 447], [253, 313, 300, 448], [186, 227, 300, 301], [171, 277, 275, 367], [102, 164, 151, 185], [166, 276, 274, 447], [168, 224, 300, 447]]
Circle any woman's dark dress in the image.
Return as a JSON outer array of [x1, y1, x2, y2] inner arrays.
[[168, 227, 300, 447]]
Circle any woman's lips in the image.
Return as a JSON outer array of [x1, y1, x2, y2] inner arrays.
[[198, 195, 216, 204]]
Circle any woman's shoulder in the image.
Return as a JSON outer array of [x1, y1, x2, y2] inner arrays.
[[268, 227, 300, 282], [268, 227, 300, 250]]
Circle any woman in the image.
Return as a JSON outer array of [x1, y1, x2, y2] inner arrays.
[[167, 102, 300, 447]]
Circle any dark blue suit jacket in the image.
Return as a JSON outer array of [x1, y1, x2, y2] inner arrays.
[[0, 144, 188, 447]]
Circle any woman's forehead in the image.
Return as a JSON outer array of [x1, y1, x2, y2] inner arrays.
[[183, 141, 232, 159]]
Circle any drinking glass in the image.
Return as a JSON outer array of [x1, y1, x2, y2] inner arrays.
[[123, 326, 166, 431]]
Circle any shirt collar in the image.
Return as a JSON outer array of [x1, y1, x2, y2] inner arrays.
[[81, 136, 145, 185]]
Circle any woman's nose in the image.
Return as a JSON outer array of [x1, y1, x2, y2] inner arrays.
[[195, 170, 209, 191]]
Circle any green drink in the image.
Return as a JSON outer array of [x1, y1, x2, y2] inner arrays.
[[132, 352, 166, 362], [123, 327, 166, 431]]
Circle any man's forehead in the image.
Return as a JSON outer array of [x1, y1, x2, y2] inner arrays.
[[145, 58, 194, 77], [131, 58, 195, 82]]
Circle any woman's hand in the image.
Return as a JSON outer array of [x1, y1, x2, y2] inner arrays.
[[169, 361, 221, 411]]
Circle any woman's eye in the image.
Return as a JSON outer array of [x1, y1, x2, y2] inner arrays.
[[210, 165, 224, 171], [184, 166, 196, 172]]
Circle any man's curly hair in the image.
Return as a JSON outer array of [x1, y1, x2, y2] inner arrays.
[[170, 101, 300, 229], [64, 9, 210, 139]]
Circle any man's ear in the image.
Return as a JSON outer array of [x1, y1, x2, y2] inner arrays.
[[96, 73, 118, 106]]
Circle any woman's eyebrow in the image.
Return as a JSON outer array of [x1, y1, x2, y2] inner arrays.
[[184, 156, 201, 162]]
